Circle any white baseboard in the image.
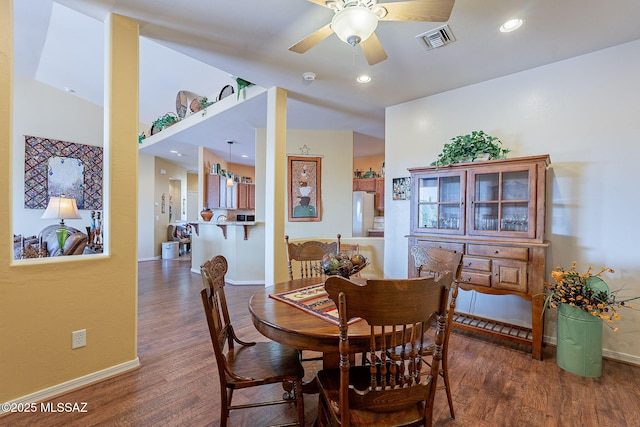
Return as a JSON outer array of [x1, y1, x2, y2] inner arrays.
[[544, 335, 640, 366], [0, 358, 140, 416], [190, 267, 264, 285], [226, 279, 266, 286]]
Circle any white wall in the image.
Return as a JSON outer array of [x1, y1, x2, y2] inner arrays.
[[12, 78, 103, 237], [386, 39, 640, 363]]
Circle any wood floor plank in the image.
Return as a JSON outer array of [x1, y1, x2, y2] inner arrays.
[[4, 257, 640, 426]]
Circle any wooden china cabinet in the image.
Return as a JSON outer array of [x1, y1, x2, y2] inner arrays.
[[407, 155, 550, 359]]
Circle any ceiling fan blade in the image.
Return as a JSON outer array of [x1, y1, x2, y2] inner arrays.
[[306, 0, 332, 8], [378, 0, 455, 22], [289, 23, 334, 53], [360, 32, 388, 65]]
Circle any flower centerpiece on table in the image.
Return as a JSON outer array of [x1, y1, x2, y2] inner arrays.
[[544, 262, 638, 331]]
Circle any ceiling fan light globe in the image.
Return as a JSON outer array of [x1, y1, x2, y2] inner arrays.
[[346, 35, 361, 46], [331, 6, 378, 46]]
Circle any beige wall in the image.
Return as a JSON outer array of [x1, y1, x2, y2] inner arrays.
[[1, 11, 140, 402], [202, 147, 227, 175], [138, 154, 155, 259], [229, 163, 255, 182], [353, 154, 385, 179], [284, 129, 354, 240], [202, 150, 254, 181], [187, 172, 198, 191], [152, 157, 188, 256], [257, 126, 379, 284], [385, 39, 640, 364]]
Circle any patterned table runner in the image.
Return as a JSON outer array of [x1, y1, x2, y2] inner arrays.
[[270, 283, 360, 326]]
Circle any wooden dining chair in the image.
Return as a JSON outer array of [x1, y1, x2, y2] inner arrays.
[[317, 273, 454, 427], [200, 255, 305, 427], [284, 235, 341, 365], [284, 234, 339, 280], [410, 245, 464, 419]]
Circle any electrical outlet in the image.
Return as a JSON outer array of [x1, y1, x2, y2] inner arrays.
[[72, 329, 86, 349]]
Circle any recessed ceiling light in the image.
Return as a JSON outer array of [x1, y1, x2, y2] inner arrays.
[[170, 150, 178, 154], [356, 74, 372, 84], [500, 18, 524, 33], [241, 154, 248, 158]]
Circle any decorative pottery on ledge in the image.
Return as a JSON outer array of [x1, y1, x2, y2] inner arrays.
[[200, 208, 213, 222]]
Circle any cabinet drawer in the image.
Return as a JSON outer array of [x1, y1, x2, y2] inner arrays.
[[460, 271, 491, 287], [492, 259, 528, 293], [462, 256, 491, 272], [467, 244, 528, 261], [418, 241, 465, 253]]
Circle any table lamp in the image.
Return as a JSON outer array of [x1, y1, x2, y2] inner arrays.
[[40, 195, 82, 254]]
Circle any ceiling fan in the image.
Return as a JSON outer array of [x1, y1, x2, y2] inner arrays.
[[289, 0, 455, 65]]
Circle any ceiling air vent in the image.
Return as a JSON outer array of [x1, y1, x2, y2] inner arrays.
[[416, 24, 456, 51]]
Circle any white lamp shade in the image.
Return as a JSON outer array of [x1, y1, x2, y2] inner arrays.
[[331, 6, 378, 45], [41, 196, 82, 221], [226, 177, 234, 187]]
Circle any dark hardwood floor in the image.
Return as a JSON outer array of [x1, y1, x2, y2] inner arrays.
[[5, 258, 640, 426]]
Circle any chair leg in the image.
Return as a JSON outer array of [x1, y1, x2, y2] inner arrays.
[[295, 379, 305, 426], [316, 393, 327, 427], [440, 359, 455, 419], [282, 380, 295, 400], [220, 388, 232, 427]]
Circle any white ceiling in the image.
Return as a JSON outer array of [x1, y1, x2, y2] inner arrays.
[[13, 0, 640, 172]]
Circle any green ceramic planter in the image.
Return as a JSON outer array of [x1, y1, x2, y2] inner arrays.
[[556, 304, 603, 377]]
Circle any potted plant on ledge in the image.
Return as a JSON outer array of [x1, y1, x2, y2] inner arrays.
[[150, 112, 179, 135], [431, 130, 510, 167]]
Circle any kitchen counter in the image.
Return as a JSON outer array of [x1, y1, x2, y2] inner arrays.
[[190, 221, 265, 285]]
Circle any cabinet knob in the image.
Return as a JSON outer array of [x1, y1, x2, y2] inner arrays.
[[494, 250, 499, 254]]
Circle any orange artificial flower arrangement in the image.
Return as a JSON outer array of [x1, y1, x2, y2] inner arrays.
[[544, 262, 638, 331]]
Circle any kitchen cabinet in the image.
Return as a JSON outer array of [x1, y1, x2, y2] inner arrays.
[[375, 178, 384, 211], [407, 155, 550, 360], [237, 183, 255, 210], [206, 174, 237, 209], [353, 177, 376, 192]]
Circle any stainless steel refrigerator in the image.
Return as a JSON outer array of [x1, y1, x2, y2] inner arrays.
[[352, 191, 375, 237]]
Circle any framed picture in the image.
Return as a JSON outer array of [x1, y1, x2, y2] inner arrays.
[[47, 156, 84, 206], [24, 135, 103, 209], [288, 156, 321, 222], [392, 177, 411, 200]]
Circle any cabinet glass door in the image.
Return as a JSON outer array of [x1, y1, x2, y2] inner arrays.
[[415, 173, 464, 234], [469, 166, 535, 238]]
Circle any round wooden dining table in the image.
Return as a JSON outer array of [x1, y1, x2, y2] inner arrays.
[[248, 277, 373, 363]]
